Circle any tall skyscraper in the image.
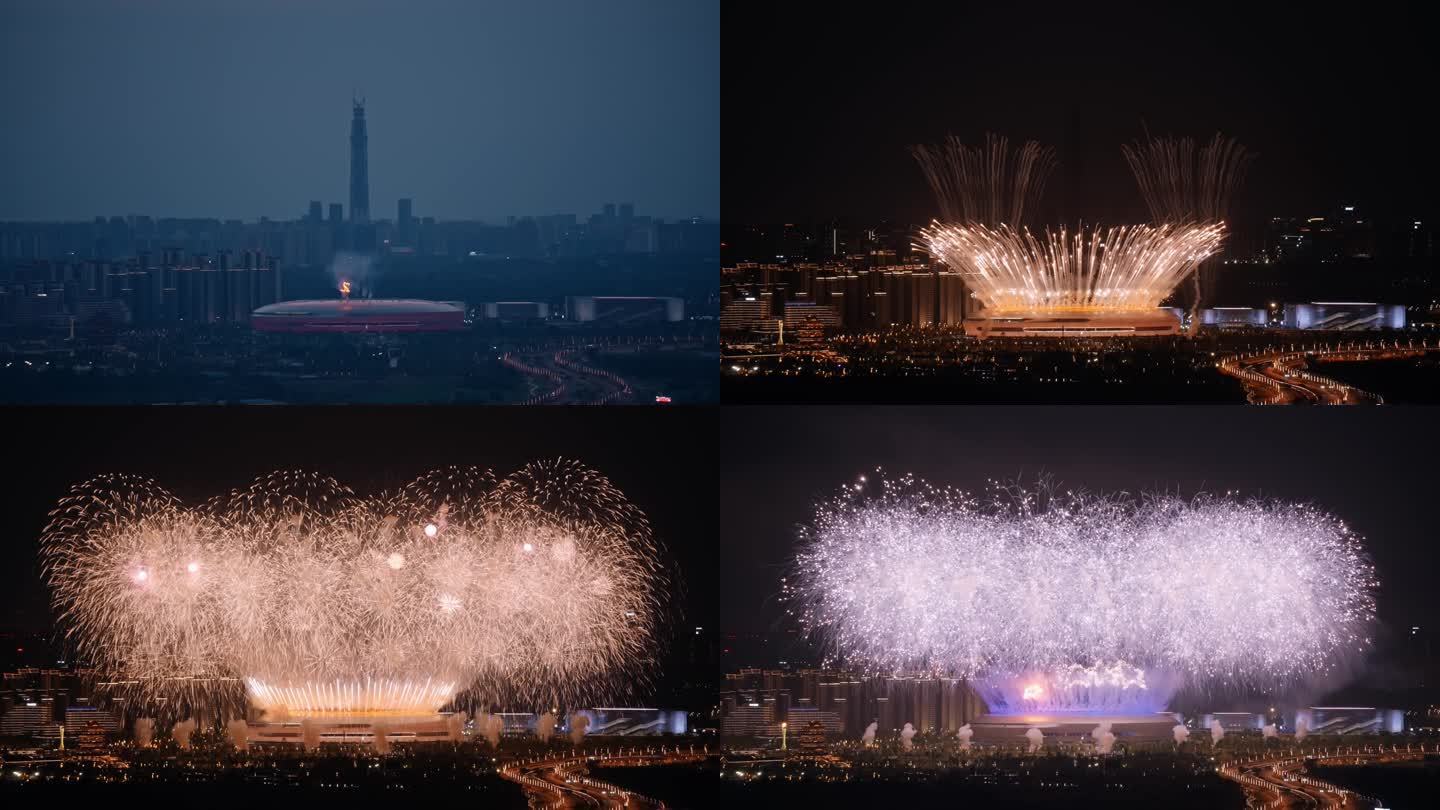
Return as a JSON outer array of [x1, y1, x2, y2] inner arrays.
[[308, 200, 323, 223], [349, 99, 370, 224]]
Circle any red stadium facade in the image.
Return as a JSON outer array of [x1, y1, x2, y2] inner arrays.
[[251, 299, 467, 334]]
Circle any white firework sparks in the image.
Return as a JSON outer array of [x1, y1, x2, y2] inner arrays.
[[920, 221, 1226, 315], [42, 461, 667, 716], [787, 474, 1376, 706]]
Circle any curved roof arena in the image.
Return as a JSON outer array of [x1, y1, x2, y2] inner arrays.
[[252, 299, 466, 333]]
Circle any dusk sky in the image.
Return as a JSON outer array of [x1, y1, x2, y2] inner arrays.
[[0, 0, 719, 222]]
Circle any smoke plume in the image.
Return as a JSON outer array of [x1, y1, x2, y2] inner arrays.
[[134, 717, 154, 748], [537, 712, 557, 743], [171, 717, 197, 749], [569, 713, 591, 745], [226, 719, 249, 751], [1209, 718, 1225, 745]]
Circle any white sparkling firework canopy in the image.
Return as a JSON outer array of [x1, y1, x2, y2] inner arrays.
[[789, 475, 1376, 687]]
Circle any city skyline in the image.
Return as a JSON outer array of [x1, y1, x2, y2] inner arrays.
[[0, 93, 715, 227], [1, 0, 719, 222]]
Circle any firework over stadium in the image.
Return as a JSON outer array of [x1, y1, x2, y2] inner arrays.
[[787, 474, 1377, 721], [41, 461, 668, 725], [912, 133, 1254, 337]]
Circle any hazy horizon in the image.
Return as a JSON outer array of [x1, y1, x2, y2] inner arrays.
[[0, 0, 719, 223]]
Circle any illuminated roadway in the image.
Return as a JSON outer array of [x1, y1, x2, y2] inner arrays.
[[500, 335, 706, 404], [1219, 744, 1430, 809], [1217, 339, 1440, 404], [499, 745, 706, 809]]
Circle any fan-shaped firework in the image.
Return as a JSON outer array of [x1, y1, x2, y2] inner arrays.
[[41, 461, 667, 716], [910, 132, 1251, 329], [787, 475, 1376, 711], [919, 221, 1225, 314]]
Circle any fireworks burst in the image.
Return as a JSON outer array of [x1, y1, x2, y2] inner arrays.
[[1122, 131, 1255, 330], [42, 461, 668, 716], [911, 133, 1058, 226], [911, 132, 1253, 327], [1122, 132, 1255, 223], [787, 474, 1376, 708], [919, 221, 1225, 314]]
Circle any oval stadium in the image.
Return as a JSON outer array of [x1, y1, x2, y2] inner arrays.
[[251, 299, 467, 333]]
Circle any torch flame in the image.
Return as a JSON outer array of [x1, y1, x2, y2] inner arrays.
[[339, 280, 352, 300]]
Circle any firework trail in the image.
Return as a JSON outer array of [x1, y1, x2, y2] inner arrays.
[[920, 221, 1224, 314], [1122, 132, 1254, 223], [788, 475, 1376, 712], [41, 462, 668, 718], [911, 133, 1058, 226], [862, 721, 877, 746], [1122, 131, 1255, 332]]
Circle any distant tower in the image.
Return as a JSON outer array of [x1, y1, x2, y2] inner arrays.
[[349, 99, 370, 224]]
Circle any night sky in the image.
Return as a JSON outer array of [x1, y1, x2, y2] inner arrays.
[[721, 407, 1438, 664], [0, 407, 717, 665], [0, 0, 718, 222], [722, 2, 1435, 225]]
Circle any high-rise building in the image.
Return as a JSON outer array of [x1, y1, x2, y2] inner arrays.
[[349, 99, 370, 224], [398, 198, 415, 245], [308, 201, 323, 223]]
